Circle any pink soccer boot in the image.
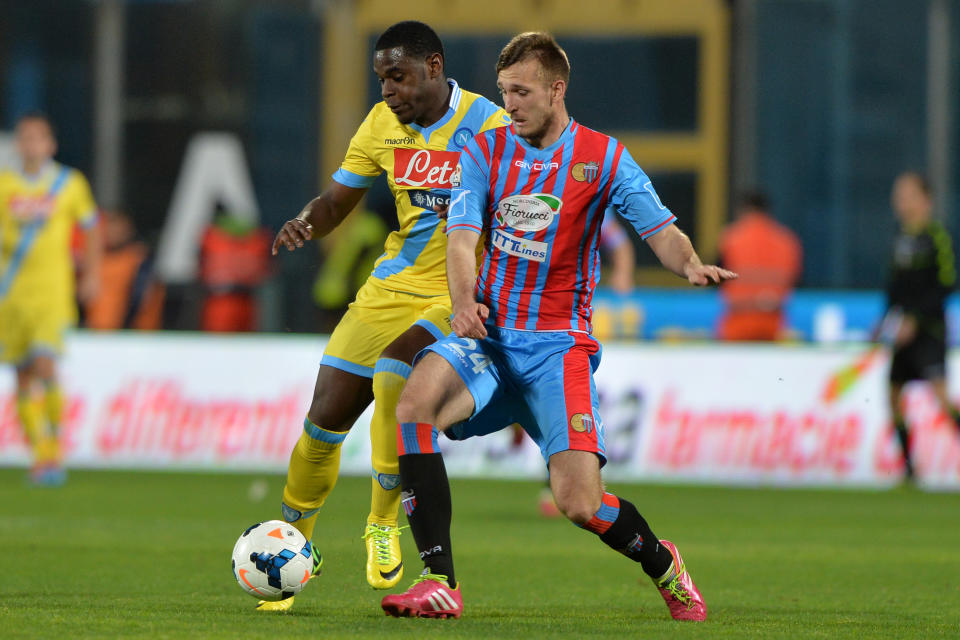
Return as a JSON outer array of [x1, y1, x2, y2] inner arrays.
[[381, 572, 462, 619], [653, 539, 707, 621]]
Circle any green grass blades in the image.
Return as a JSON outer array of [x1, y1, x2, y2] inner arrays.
[[0, 470, 958, 639]]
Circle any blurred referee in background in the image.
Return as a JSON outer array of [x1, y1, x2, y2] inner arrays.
[[885, 171, 960, 480]]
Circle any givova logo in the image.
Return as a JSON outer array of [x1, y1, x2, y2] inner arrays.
[[495, 193, 562, 231]]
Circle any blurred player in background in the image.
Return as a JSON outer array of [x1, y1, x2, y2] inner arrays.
[[884, 171, 960, 479], [717, 191, 801, 341], [0, 113, 102, 485], [266, 21, 508, 610], [600, 214, 637, 294], [383, 32, 735, 621]]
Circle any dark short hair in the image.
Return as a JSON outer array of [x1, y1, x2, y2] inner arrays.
[[15, 111, 56, 137], [496, 32, 570, 84], [898, 171, 932, 197], [739, 190, 770, 212], [375, 21, 444, 62]]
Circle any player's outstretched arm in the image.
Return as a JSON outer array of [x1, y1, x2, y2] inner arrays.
[[646, 224, 737, 286], [271, 182, 367, 255], [447, 229, 488, 339]]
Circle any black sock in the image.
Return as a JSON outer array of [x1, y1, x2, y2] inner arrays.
[[582, 492, 673, 579], [398, 452, 456, 587], [894, 418, 913, 477]]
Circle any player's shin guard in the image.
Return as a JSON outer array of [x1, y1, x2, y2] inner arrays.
[[43, 382, 65, 431], [280, 418, 346, 541], [368, 359, 410, 525], [580, 492, 674, 580], [43, 382, 65, 462], [397, 422, 456, 587], [16, 393, 45, 461]]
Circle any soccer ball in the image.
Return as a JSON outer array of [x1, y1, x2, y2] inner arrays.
[[231, 520, 313, 601]]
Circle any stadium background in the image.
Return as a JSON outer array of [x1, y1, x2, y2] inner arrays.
[[2, 0, 959, 488], [2, 3, 960, 638]]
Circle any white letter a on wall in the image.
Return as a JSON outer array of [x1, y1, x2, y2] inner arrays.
[[156, 133, 260, 283]]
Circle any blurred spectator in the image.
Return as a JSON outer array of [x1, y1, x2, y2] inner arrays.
[[312, 208, 388, 332], [83, 209, 164, 330], [200, 212, 271, 332], [600, 213, 635, 294], [717, 191, 802, 341]]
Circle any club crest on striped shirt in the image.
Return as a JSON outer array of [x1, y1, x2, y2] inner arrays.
[[571, 161, 600, 183]]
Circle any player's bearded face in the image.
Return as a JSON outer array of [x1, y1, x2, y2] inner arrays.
[[374, 48, 434, 125], [498, 58, 559, 144]]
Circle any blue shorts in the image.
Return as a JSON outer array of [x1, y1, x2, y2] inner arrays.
[[423, 325, 606, 465]]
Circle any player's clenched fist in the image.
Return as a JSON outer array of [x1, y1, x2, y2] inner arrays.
[[272, 217, 314, 255], [452, 303, 489, 339]]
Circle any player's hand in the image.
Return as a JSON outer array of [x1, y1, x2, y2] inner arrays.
[[684, 263, 737, 286], [272, 218, 314, 255], [434, 203, 449, 220], [452, 302, 489, 339]]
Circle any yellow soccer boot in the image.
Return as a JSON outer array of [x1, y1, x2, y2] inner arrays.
[[363, 523, 404, 589]]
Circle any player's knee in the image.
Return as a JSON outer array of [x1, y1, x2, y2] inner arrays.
[[306, 400, 352, 433], [395, 388, 427, 425], [31, 356, 56, 382], [553, 491, 601, 526]]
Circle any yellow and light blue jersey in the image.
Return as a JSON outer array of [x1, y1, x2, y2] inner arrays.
[[0, 161, 97, 318], [333, 79, 508, 296]]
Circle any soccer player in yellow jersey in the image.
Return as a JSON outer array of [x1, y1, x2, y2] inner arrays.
[[0, 113, 102, 485], [262, 21, 508, 610]]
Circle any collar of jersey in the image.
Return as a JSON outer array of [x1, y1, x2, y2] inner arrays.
[[18, 160, 57, 184], [512, 118, 576, 156], [406, 79, 462, 144]]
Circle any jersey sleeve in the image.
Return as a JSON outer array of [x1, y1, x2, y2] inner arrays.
[[607, 146, 676, 240], [446, 138, 489, 236], [70, 170, 98, 228], [331, 107, 383, 189]]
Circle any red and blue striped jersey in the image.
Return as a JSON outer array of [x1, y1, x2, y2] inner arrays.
[[447, 119, 675, 333]]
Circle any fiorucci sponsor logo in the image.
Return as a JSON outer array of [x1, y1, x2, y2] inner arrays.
[[495, 193, 561, 232]]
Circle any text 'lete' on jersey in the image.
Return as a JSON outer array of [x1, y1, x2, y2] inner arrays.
[[332, 79, 508, 296], [447, 120, 676, 333]]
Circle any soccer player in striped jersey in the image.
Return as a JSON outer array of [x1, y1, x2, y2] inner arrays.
[[263, 21, 508, 610], [383, 32, 735, 621], [0, 113, 102, 485]]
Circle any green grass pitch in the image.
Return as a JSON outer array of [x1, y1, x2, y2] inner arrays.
[[0, 469, 957, 639]]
